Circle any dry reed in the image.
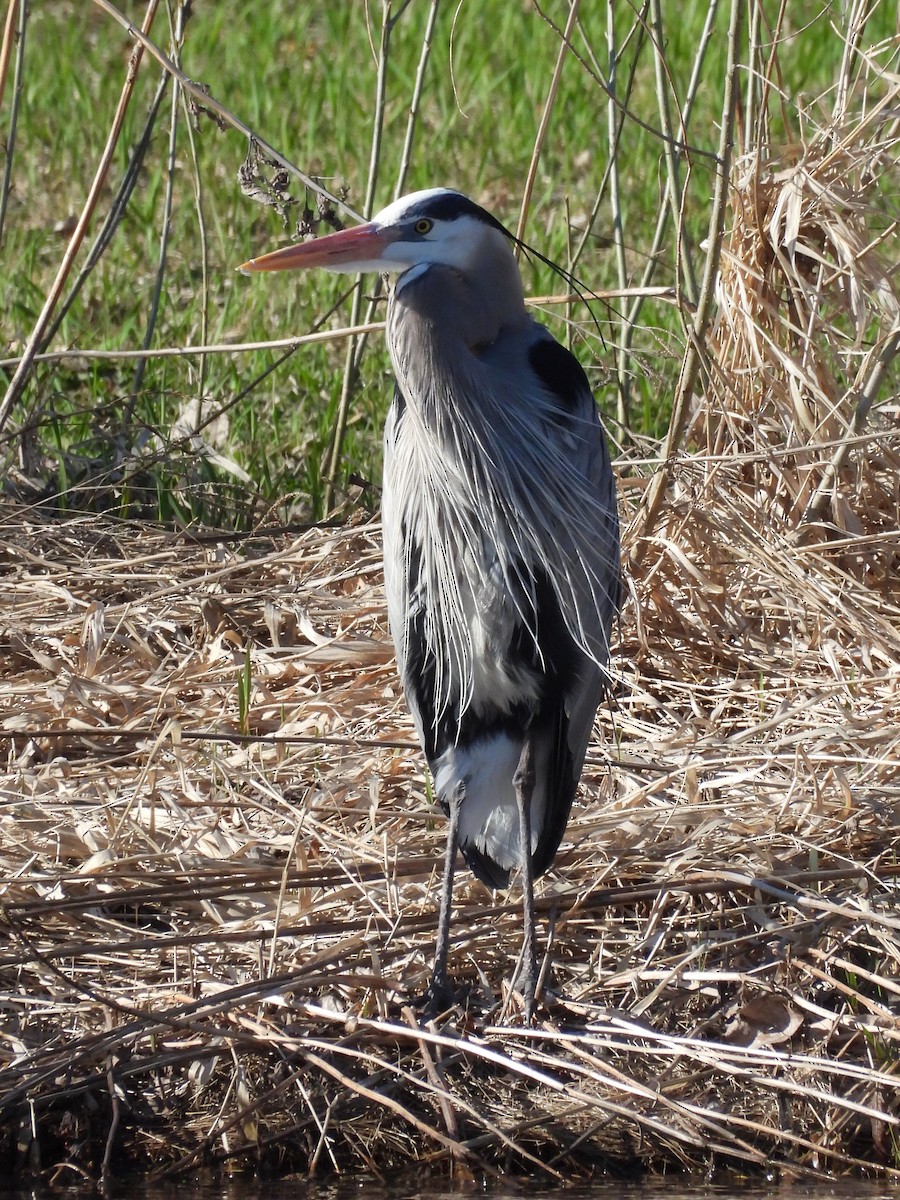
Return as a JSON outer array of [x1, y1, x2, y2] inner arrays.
[[1, 3, 899, 1189], [1, 367, 898, 1180]]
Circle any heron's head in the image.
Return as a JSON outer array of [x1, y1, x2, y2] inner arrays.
[[238, 188, 515, 282]]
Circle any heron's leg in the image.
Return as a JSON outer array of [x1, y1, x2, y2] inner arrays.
[[513, 733, 538, 1019], [426, 781, 464, 1013]]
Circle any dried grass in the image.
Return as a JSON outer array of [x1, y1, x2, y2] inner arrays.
[[2, 428, 898, 1180], [2, 21, 900, 1193]]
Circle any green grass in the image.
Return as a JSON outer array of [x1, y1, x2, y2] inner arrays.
[[1, 0, 895, 524]]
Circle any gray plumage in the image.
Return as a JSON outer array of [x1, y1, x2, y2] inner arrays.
[[240, 187, 620, 1015], [382, 224, 618, 886]]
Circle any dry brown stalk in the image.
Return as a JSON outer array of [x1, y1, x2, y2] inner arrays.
[[0, 456, 898, 1178], [2, 0, 900, 1184]]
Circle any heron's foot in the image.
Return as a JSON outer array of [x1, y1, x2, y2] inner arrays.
[[508, 951, 550, 1023], [415, 973, 467, 1020], [513, 970, 539, 1023]]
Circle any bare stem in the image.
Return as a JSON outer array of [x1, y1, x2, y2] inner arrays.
[[39, 71, 171, 354], [126, 0, 191, 421], [177, 12, 210, 402], [394, 0, 440, 201], [606, 1, 630, 429], [633, 0, 745, 553], [625, 0, 716, 334], [0, 290, 673, 373], [0, 0, 18, 108], [322, 0, 395, 514], [0, 0, 26, 250], [0, 0, 162, 441], [90, 0, 358, 219], [516, 0, 580, 250], [800, 324, 900, 526], [569, 7, 647, 273], [649, 0, 698, 307]]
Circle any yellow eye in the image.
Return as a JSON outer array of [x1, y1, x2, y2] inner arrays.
[[414, 218, 433, 235]]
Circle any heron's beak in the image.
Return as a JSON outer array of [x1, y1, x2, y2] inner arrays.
[[237, 222, 396, 275]]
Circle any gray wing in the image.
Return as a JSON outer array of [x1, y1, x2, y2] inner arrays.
[[480, 320, 621, 669], [526, 328, 620, 651], [523, 329, 620, 833], [477, 322, 620, 867], [381, 330, 620, 881]]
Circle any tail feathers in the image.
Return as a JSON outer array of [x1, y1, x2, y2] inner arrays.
[[432, 711, 577, 891], [461, 840, 512, 890], [529, 699, 576, 879]]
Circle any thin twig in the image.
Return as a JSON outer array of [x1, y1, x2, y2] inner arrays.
[[90, 0, 356, 219], [533, 0, 719, 163], [323, 0, 414, 514], [0, 0, 26, 249], [0, 290, 676, 371], [648, 0, 698, 306], [126, 0, 189, 420], [516, 0, 580, 249], [394, 0, 441, 201], [0, 323, 387, 370], [178, 44, 210, 402], [623, 0, 716, 335], [0, 0, 161, 440], [800, 322, 900, 525], [633, 0, 745, 552], [101, 1010, 122, 1183], [605, 0, 630, 428], [300, 1048, 477, 1164], [569, 7, 647, 271], [39, 70, 172, 353], [743, 0, 761, 140], [0, 0, 18, 110], [401, 1006, 461, 1148]]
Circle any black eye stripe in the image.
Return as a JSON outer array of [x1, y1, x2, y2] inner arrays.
[[408, 191, 509, 235]]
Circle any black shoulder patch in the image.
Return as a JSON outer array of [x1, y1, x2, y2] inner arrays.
[[528, 338, 591, 412], [414, 191, 511, 239]]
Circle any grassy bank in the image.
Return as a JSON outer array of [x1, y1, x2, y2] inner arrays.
[[3, 1, 895, 519], [1, 0, 899, 1184]]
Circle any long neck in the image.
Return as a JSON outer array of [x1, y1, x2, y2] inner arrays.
[[386, 249, 527, 432]]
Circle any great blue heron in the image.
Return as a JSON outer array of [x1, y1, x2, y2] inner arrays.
[[240, 188, 620, 1017]]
